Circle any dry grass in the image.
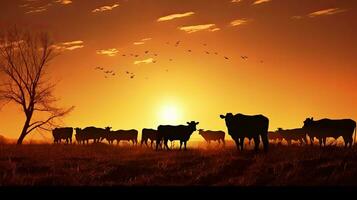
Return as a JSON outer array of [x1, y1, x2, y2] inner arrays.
[[0, 142, 357, 186]]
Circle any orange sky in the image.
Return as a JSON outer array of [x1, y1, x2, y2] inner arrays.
[[0, 0, 357, 142]]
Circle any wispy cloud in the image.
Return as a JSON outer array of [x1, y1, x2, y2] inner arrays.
[[141, 38, 152, 41], [134, 58, 154, 65], [308, 8, 346, 18], [231, 0, 242, 3], [22, 0, 72, 14], [133, 38, 152, 45], [92, 4, 119, 13], [157, 12, 195, 22], [179, 24, 217, 33], [24, 3, 52, 14], [96, 48, 119, 57], [55, 0, 72, 5], [253, 0, 271, 5], [53, 40, 84, 51], [230, 19, 250, 27]]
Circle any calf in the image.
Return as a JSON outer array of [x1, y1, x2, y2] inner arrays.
[[198, 129, 225, 146]]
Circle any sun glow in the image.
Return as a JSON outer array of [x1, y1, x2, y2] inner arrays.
[[158, 104, 182, 124]]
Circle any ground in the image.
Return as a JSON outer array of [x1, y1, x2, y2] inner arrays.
[[0, 142, 357, 186]]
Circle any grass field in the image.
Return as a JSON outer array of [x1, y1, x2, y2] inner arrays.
[[1, 141, 357, 186]]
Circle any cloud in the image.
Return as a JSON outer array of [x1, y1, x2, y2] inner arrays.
[[92, 4, 119, 13], [231, 0, 242, 3], [157, 12, 195, 22], [55, 0, 72, 5], [308, 8, 346, 18], [133, 38, 152, 45], [141, 38, 152, 41], [96, 48, 119, 57], [22, 0, 72, 14], [25, 3, 52, 14], [209, 28, 221, 32], [230, 19, 250, 27], [134, 58, 154, 65], [253, 0, 271, 5], [179, 24, 216, 33], [53, 40, 84, 51], [133, 42, 145, 45]]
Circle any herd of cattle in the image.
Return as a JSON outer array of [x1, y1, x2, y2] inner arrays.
[[52, 113, 357, 151]]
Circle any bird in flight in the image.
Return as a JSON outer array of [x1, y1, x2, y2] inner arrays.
[[224, 56, 229, 60], [241, 56, 248, 60], [145, 51, 149, 54]]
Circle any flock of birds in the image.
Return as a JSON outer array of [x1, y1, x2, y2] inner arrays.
[[94, 40, 262, 80]]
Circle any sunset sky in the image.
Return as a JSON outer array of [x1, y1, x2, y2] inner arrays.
[[0, 0, 356, 142]]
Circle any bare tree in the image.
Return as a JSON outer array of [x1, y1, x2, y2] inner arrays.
[[0, 27, 74, 144]]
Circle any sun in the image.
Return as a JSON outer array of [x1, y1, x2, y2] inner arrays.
[[158, 104, 182, 124]]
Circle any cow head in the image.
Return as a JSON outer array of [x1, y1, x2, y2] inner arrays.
[[197, 129, 205, 135], [303, 117, 314, 129], [187, 121, 199, 132], [220, 113, 234, 125]]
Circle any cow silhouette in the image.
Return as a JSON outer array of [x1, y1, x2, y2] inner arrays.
[[52, 127, 73, 144], [220, 113, 269, 152], [268, 131, 283, 144], [303, 118, 356, 147], [275, 128, 308, 146], [141, 128, 158, 147], [198, 129, 225, 146], [75, 126, 111, 144], [104, 129, 138, 145], [156, 121, 199, 150]]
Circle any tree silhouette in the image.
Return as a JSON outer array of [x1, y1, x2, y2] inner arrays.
[[0, 27, 74, 144]]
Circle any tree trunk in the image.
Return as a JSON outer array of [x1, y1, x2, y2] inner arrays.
[[17, 115, 31, 145]]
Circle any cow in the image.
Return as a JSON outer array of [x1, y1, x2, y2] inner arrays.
[[141, 128, 158, 147], [198, 129, 225, 146], [104, 129, 138, 145], [156, 121, 199, 150], [220, 113, 269, 152], [303, 118, 356, 147], [276, 128, 307, 146], [52, 127, 73, 144], [76, 126, 111, 144], [74, 128, 85, 144], [268, 131, 283, 144]]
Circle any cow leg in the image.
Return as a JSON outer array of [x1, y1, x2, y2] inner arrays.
[[239, 138, 244, 151], [261, 133, 269, 152], [319, 138, 323, 147], [179, 141, 183, 150], [164, 139, 170, 150], [184, 142, 187, 150], [322, 137, 327, 147], [222, 139, 226, 148], [254, 136, 260, 151], [310, 137, 314, 146]]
